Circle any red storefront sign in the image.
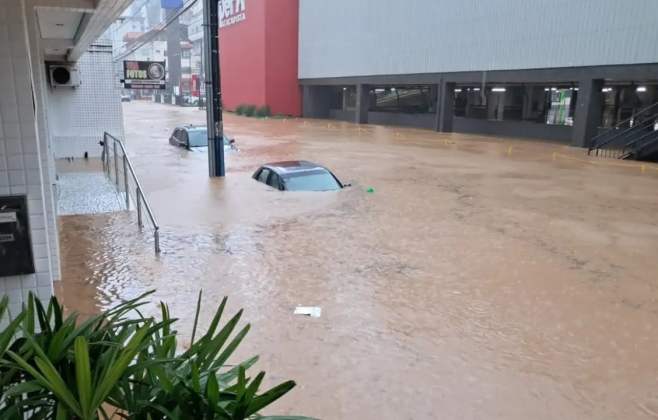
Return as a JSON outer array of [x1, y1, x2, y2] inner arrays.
[[191, 74, 200, 97]]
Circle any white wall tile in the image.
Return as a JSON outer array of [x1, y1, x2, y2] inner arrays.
[[0, 0, 53, 310], [34, 258, 50, 272], [21, 274, 36, 289], [5, 277, 21, 291], [10, 185, 27, 194], [30, 229, 47, 246], [23, 153, 39, 169], [49, 44, 124, 158], [4, 138, 22, 154], [37, 286, 52, 301], [8, 169, 25, 185], [37, 273, 51, 286]]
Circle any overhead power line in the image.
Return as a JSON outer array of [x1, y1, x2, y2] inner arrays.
[[113, 0, 198, 62]]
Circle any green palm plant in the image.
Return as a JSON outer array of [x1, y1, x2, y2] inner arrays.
[[0, 291, 314, 420]]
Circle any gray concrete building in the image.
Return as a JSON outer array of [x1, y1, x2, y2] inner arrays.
[[299, 0, 658, 147]]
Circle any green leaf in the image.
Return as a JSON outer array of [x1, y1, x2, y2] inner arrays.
[[247, 381, 297, 416], [190, 290, 203, 345], [92, 322, 152, 410], [0, 295, 9, 320], [149, 403, 181, 419], [34, 356, 84, 417], [234, 371, 266, 419], [98, 406, 111, 420], [234, 365, 247, 401], [7, 350, 83, 418], [25, 293, 35, 335], [213, 324, 250, 369], [216, 356, 259, 385], [46, 318, 77, 361], [199, 310, 244, 368], [206, 372, 220, 407], [3, 380, 44, 397], [0, 312, 26, 356], [33, 295, 51, 334], [244, 371, 265, 404], [207, 297, 228, 339], [160, 302, 171, 336], [74, 336, 93, 418], [55, 403, 69, 420], [104, 290, 155, 321], [191, 362, 201, 393]]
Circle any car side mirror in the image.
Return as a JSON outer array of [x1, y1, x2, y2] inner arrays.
[[229, 139, 236, 144]]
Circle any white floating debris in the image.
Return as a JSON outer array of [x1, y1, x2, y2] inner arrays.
[[294, 306, 322, 318]]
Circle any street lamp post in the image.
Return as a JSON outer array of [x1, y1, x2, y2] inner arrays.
[[203, 0, 225, 177]]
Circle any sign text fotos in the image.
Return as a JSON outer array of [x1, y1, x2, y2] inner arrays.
[[123, 60, 166, 90]]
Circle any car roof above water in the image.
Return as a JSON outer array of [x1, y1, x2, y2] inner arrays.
[[262, 161, 329, 176], [175, 125, 206, 132]]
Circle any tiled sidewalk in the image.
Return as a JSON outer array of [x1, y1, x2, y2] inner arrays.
[[57, 169, 124, 215]]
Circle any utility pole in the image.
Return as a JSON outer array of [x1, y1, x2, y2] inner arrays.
[[203, 0, 225, 177], [166, 9, 182, 104]]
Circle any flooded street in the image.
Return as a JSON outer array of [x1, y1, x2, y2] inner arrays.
[[58, 101, 658, 419]]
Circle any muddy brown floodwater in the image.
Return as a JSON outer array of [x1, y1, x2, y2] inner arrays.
[[57, 101, 658, 419]]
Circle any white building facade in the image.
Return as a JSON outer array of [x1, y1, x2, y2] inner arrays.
[[0, 0, 130, 315]]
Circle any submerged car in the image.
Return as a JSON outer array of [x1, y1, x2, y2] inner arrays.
[[252, 161, 346, 191], [169, 125, 236, 150]]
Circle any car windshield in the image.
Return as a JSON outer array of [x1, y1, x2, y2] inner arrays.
[[187, 129, 231, 148], [187, 129, 207, 147], [283, 170, 341, 191]]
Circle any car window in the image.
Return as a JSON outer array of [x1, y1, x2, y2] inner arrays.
[[180, 130, 189, 146], [172, 129, 181, 142], [188, 129, 207, 147], [284, 170, 342, 191], [258, 168, 271, 184], [269, 173, 282, 190]]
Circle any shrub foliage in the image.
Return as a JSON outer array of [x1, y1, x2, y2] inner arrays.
[[0, 291, 313, 420]]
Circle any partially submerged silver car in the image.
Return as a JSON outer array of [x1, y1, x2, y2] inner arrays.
[[252, 161, 346, 191]]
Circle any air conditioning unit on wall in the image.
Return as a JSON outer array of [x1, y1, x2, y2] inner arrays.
[[48, 64, 81, 88]]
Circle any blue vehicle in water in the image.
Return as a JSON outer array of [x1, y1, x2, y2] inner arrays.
[[169, 125, 237, 151]]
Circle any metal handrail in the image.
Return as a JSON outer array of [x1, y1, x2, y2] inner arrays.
[[590, 118, 657, 158], [102, 132, 161, 253], [621, 129, 658, 159], [588, 102, 658, 153]]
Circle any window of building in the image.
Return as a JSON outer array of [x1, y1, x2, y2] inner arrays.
[[371, 86, 433, 114], [545, 88, 575, 126]]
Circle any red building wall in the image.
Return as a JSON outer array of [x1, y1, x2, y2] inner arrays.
[[219, 0, 301, 116], [264, 0, 300, 116], [219, 0, 267, 110]]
